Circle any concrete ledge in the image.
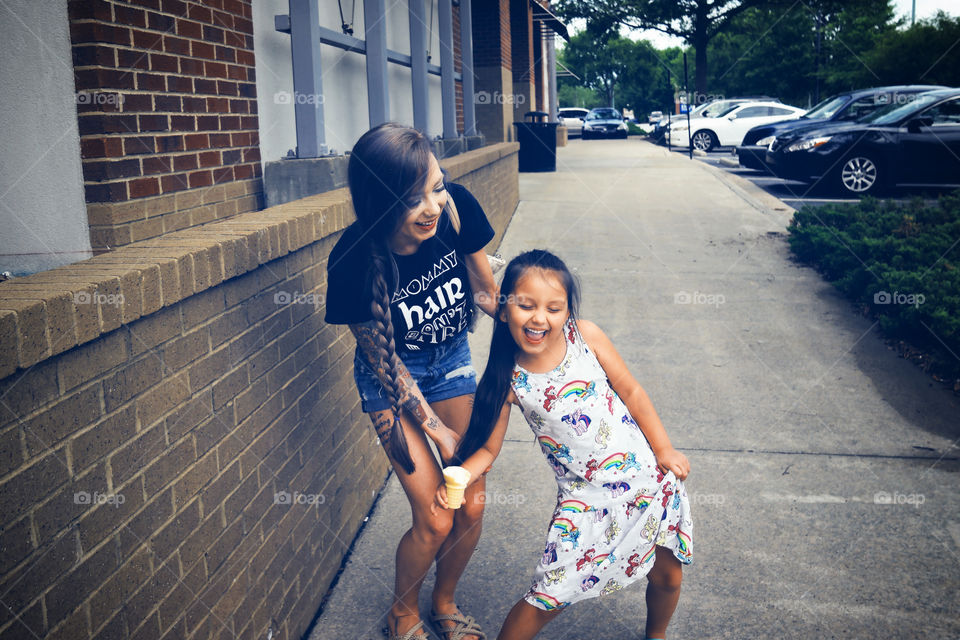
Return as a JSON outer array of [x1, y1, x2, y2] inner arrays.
[[0, 142, 520, 378]]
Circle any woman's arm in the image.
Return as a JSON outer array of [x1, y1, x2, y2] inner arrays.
[[350, 321, 460, 460], [463, 249, 499, 318], [578, 320, 690, 480], [433, 393, 515, 511]]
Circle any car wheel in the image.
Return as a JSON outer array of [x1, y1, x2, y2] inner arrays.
[[691, 130, 716, 152], [838, 155, 882, 195]]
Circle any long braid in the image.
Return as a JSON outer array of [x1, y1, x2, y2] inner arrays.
[[369, 248, 416, 474]]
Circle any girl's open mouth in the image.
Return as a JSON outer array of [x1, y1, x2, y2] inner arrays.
[[416, 218, 437, 231], [523, 327, 547, 344]]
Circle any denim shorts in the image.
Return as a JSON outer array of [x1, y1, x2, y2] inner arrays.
[[352, 332, 478, 413]]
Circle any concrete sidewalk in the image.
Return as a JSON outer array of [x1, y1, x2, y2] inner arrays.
[[310, 139, 960, 639]]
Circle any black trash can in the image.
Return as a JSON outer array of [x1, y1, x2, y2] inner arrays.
[[513, 111, 558, 172]]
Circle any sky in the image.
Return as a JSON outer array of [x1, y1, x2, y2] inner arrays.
[[630, 0, 960, 49]]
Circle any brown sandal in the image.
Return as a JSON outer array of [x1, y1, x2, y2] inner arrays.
[[383, 615, 431, 640], [429, 608, 486, 640]]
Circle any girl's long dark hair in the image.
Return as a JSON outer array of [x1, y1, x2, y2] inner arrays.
[[456, 250, 581, 463], [348, 123, 436, 474]]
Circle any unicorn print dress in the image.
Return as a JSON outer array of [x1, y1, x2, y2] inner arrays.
[[511, 317, 693, 611]]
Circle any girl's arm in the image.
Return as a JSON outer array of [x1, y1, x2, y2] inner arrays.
[[433, 393, 515, 511], [578, 320, 690, 480], [463, 249, 499, 318], [350, 321, 460, 461]]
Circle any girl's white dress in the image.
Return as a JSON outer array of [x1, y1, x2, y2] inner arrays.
[[510, 318, 693, 610]]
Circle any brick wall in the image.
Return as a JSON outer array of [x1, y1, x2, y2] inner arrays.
[[69, 0, 263, 252], [471, 0, 514, 142], [0, 142, 519, 640]]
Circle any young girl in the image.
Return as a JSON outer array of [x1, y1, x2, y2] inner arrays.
[[434, 250, 693, 640], [325, 124, 497, 640]]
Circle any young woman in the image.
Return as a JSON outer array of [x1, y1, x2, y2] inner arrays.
[[325, 123, 498, 640]]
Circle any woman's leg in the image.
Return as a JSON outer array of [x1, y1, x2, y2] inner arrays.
[[644, 545, 684, 639], [429, 394, 485, 639], [496, 599, 563, 640], [371, 408, 454, 637]]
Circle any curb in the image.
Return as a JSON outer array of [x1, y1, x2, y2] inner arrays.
[[696, 158, 796, 225]]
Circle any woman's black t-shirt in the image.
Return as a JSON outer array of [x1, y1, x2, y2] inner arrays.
[[324, 182, 495, 353]]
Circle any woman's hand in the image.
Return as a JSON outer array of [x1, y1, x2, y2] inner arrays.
[[655, 447, 690, 481]]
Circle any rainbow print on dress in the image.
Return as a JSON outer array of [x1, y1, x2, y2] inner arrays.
[[529, 591, 566, 611], [558, 379, 593, 399]]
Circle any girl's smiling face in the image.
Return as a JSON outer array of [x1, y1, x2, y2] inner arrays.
[[390, 153, 447, 254], [501, 268, 570, 369]]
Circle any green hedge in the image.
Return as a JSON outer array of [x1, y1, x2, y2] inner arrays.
[[787, 191, 960, 381]]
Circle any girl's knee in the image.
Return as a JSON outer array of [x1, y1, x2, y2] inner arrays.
[[414, 510, 455, 545], [458, 494, 485, 524], [648, 553, 683, 590]]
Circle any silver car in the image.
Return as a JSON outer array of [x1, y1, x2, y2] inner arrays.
[[559, 107, 589, 137]]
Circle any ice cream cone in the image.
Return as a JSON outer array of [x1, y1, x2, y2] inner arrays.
[[442, 466, 471, 509]]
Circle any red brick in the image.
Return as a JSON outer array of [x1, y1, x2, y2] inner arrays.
[[194, 78, 218, 94], [197, 151, 219, 168], [155, 134, 183, 152], [150, 53, 179, 73], [204, 61, 227, 78], [173, 153, 198, 171], [129, 177, 161, 198], [142, 156, 172, 174], [211, 10, 234, 30], [226, 64, 246, 81], [183, 133, 208, 150], [163, 35, 190, 56], [71, 22, 132, 47], [132, 29, 165, 51], [196, 115, 218, 131], [85, 181, 128, 203], [182, 96, 206, 112], [115, 5, 148, 27], [166, 75, 192, 92], [175, 18, 203, 39], [241, 147, 259, 163], [187, 4, 212, 23], [233, 164, 252, 180], [68, 0, 113, 21], [75, 67, 137, 91], [203, 25, 224, 44], [128, 0, 160, 8], [124, 136, 156, 155], [223, 30, 245, 49], [160, 173, 189, 193], [236, 50, 254, 66], [234, 17, 252, 35], [136, 71, 165, 91], [212, 167, 232, 183], [216, 80, 237, 96], [139, 114, 169, 131], [147, 11, 175, 31], [239, 115, 256, 129], [154, 95, 182, 112], [120, 93, 153, 111], [72, 45, 117, 68], [228, 99, 247, 114], [161, 0, 187, 15], [170, 115, 195, 131], [188, 170, 212, 188], [191, 41, 215, 60], [179, 57, 204, 76], [206, 97, 229, 113], [117, 48, 150, 70], [209, 133, 231, 147], [221, 149, 241, 165], [219, 115, 240, 130]]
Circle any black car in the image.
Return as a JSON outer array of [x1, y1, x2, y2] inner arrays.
[[582, 108, 629, 139], [737, 85, 945, 171], [765, 88, 960, 195]]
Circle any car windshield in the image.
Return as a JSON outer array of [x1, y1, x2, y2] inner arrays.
[[587, 109, 620, 120], [862, 93, 942, 124], [803, 95, 848, 119]]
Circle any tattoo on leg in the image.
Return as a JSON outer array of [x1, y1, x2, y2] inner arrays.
[[425, 417, 440, 431]]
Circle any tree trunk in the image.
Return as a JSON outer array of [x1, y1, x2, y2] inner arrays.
[[694, 0, 708, 98]]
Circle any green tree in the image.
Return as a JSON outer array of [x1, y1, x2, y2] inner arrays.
[[854, 12, 960, 87]]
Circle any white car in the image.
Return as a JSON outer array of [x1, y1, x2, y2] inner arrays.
[[558, 107, 589, 137], [668, 102, 806, 151]]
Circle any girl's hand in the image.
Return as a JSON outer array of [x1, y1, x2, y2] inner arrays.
[[430, 483, 450, 516], [655, 447, 690, 481]]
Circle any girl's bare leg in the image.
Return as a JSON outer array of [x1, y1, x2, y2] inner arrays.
[[371, 409, 452, 638], [430, 394, 485, 639], [644, 545, 683, 639], [496, 599, 563, 640]]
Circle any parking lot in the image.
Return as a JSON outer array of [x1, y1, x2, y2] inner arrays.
[[667, 144, 954, 209]]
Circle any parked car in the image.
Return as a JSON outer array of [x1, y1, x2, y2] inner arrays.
[[765, 88, 960, 195], [582, 107, 629, 139], [648, 110, 663, 124], [652, 96, 780, 145], [558, 107, 589, 137], [667, 101, 805, 151], [736, 85, 946, 171]]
